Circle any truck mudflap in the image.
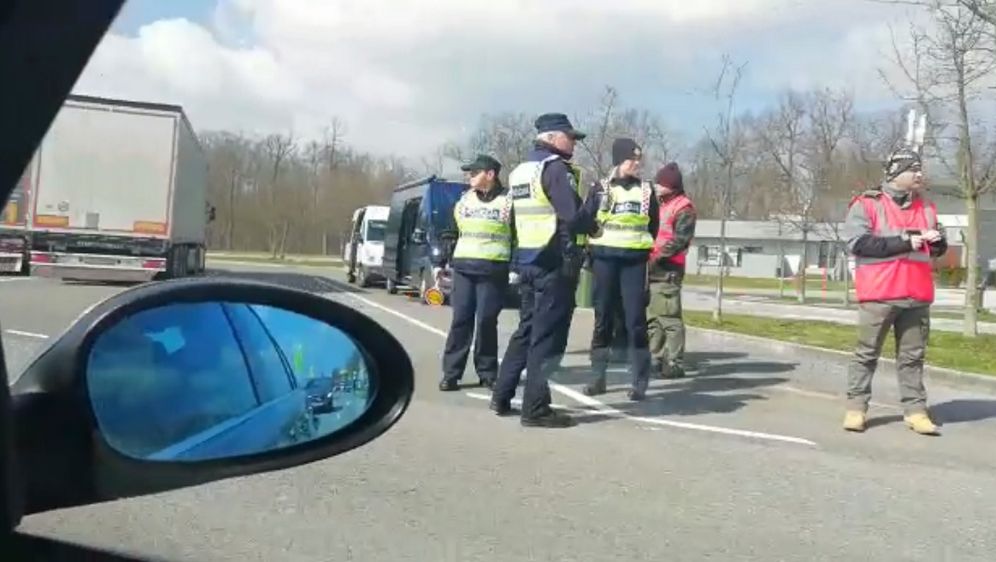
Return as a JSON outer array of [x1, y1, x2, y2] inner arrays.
[[30, 251, 166, 283]]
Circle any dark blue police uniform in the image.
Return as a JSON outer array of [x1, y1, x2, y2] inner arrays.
[[439, 155, 512, 391], [490, 114, 595, 428]]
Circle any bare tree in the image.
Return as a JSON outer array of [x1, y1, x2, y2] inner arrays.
[[802, 89, 854, 304], [702, 55, 749, 321], [882, 3, 996, 336]]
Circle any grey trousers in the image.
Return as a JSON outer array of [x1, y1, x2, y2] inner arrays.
[[846, 301, 930, 414]]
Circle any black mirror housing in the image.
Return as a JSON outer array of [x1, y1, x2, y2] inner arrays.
[[8, 277, 414, 515]]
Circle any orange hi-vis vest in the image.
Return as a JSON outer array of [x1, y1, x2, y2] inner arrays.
[[851, 191, 937, 304], [650, 193, 695, 266]]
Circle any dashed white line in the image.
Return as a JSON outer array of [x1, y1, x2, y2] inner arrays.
[[4, 329, 49, 339], [326, 279, 818, 448]]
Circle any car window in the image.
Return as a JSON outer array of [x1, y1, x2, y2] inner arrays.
[[222, 303, 294, 403], [365, 220, 386, 242], [87, 302, 260, 457]]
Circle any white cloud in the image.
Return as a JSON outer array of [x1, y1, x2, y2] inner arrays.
[[73, 0, 931, 162]]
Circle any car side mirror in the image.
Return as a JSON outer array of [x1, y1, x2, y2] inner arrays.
[[8, 278, 414, 516]]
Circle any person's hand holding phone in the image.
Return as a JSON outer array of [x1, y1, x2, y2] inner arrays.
[[923, 229, 943, 243]]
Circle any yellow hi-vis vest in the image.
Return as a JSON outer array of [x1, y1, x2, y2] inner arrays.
[[452, 188, 513, 262], [591, 179, 654, 250], [508, 155, 586, 251]]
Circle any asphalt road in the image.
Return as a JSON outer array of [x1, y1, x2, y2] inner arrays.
[[3, 264, 996, 561]]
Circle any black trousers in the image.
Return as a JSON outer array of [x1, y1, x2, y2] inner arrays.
[[441, 270, 507, 383], [589, 257, 652, 391], [493, 264, 574, 418]]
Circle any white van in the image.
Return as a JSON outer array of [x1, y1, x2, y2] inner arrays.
[[345, 205, 389, 287]]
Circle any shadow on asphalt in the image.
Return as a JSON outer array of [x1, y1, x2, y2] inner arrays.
[[931, 399, 996, 424], [547, 357, 795, 423]]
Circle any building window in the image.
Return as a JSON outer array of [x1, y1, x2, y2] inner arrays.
[[818, 241, 840, 269], [698, 245, 741, 267]]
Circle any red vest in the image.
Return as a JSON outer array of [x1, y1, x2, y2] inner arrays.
[[650, 193, 695, 265], [852, 192, 937, 303]]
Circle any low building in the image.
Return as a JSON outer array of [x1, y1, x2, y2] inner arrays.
[[689, 209, 996, 281]]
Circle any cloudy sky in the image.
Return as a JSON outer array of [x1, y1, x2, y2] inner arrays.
[[74, 0, 930, 161]]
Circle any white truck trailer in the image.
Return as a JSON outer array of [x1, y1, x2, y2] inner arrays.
[[27, 94, 210, 282]]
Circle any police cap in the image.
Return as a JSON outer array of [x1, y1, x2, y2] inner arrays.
[[460, 154, 502, 174], [534, 112, 586, 140]]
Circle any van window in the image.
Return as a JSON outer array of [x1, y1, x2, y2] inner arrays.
[[365, 219, 386, 242]]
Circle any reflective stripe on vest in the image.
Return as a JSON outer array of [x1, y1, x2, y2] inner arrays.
[[508, 155, 586, 250], [650, 193, 695, 265], [452, 189, 513, 262], [590, 180, 654, 250], [852, 193, 936, 303]]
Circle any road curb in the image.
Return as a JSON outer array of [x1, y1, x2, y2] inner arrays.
[[688, 326, 996, 396]]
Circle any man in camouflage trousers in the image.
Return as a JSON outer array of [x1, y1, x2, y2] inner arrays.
[[647, 163, 697, 379]]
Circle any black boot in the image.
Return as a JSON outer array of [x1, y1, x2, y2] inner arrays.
[[521, 409, 576, 428], [489, 397, 514, 416], [582, 375, 607, 396], [438, 379, 460, 392]]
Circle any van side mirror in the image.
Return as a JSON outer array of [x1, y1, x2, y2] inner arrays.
[[411, 230, 426, 245]]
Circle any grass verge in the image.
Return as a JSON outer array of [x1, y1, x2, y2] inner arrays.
[[684, 274, 846, 293], [207, 253, 342, 267], [684, 310, 996, 376]]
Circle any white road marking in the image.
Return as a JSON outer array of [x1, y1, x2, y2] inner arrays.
[[773, 384, 898, 411], [4, 329, 49, 339], [327, 280, 818, 447]]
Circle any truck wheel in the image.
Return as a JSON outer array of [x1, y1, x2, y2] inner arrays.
[[169, 246, 188, 279], [386, 278, 398, 295], [357, 266, 370, 288]]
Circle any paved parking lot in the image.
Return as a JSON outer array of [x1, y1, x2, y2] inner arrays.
[[3, 264, 996, 561]]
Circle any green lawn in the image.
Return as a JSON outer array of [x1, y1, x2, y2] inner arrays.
[[931, 309, 996, 323], [684, 274, 847, 293], [207, 252, 342, 267], [684, 310, 996, 376]]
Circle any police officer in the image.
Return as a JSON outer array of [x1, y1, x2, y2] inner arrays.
[[843, 145, 947, 435], [490, 113, 593, 428], [647, 163, 697, 379], [582, 138, 659, 400], [438, 155, 513, 392]]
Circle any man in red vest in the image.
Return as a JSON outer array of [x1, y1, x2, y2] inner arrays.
[[647, 163, 697, 379], [843, 147, 947, 435]]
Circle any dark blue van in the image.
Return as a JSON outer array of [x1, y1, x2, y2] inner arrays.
[[382, 176, 467, 301]]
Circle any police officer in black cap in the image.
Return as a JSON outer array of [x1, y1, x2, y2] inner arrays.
[[490, 113, 597, 428], [438, 155, 514, 392], [582, 138, 659, 400]]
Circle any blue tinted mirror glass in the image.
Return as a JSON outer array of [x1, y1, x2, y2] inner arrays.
[[86, 302, 375, 462]]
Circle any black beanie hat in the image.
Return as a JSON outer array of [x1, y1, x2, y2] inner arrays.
[[611, 138, 642, 166]]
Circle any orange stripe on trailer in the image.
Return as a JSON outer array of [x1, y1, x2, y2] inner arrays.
[[34, 214, 69, 227], [133, 221, 167, 235]]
